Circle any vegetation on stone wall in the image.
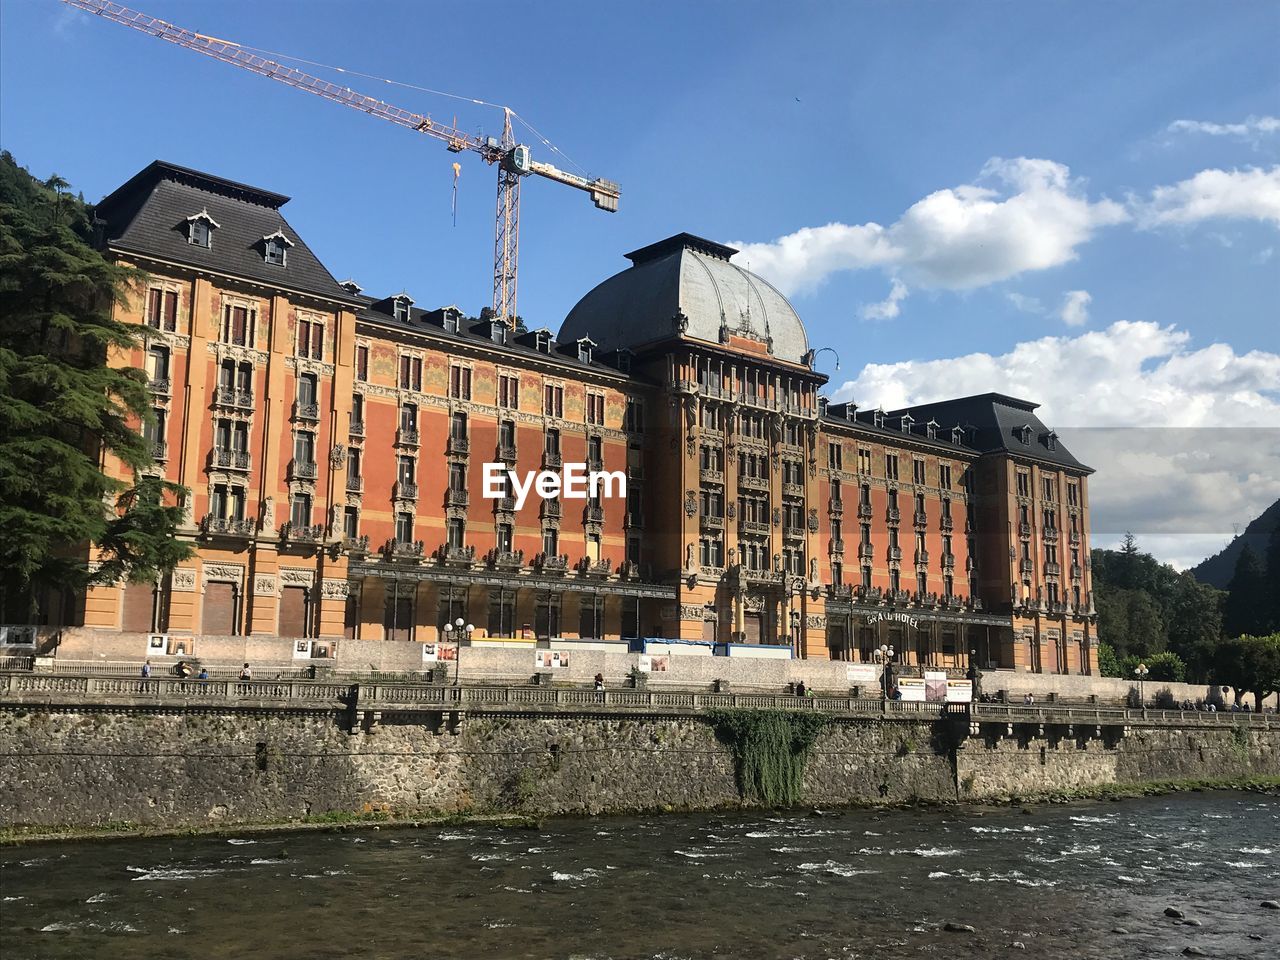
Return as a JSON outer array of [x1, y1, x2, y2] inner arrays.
[[707, 709, 829, 808], [0, 151, 190, 622]]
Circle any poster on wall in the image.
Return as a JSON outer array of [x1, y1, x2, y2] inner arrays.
[[846, 664, 879, 685], [946, 680, 974, 703], [535, 650, 570, 670], [311, 641, 337, 660], [638, 654, 670, 673], [167, 637, 194, 657], [924, 670, 948, 703], [896, 677, 926, 702], [422, 643, 458, 663], [293, 639, 314, 660], [145, 633, 167, 657]]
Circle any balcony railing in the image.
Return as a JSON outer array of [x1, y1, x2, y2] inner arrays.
[[436, 544, 476, 567], [700, 514, 724, 529], [447, 435, 469, 455], [700, 468, 724, 484], [346, 475, 363, 493], [147, 377, 171, 395], [1019, 522, 1032, 538], [1071, 564, 1083, 580], [1045, 561, 1062, 576], [384, 538, 425, 562], [886, 588, 911, 605], [627, 463, 644, 480], [828, 583, 854, 600], [940, 516, 954, 531], [858, 542, 874, 560], [280, 521, 323, 543], [915, 549, 930, 566], [349, 419, 365, 438], [1020, 558, 1034, 574], [397, 428, 420, 447], [343, 535, 370, 555], [542, 499, 561, 519], [577, 557, 612, 577], [888, 546, 903, 561], [486, 548, 524, 570], [886, 507, 901, 524], [292, 401, 319, 422], [858, 502, 874, 519], [534, 552, 570, 574], [741, 519, 770, 536], [1043, 528, 1059, 543], [584, 505, 604, 523], [914, 510, 929, 528], [587, 457, 604, 473], [201, 515, 255, 538], [495, 497, 517, 513], [445, 488, 468, 508], [150, 440, 169, 461], [828, 498, 843, 515], [213, 385, 254, 409], [497, 444, 518, 463], [289, 459, 317, 481], [211, 448, 251, 472], [829, 539, 845, 556], [782, 482, 805, 498], [783, 525, 805, 541], [1069, 530, 1082, 545], [942, 553, 956, 569], [625, 511, 644, 528], [543, 450, 562, 469], [394, 481, 419, 501], [739, 475, 769, 492]]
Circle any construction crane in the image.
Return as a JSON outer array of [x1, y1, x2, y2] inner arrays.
[[60, 0, 620, 325]]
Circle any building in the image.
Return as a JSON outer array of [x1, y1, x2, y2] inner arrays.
[[66, 160, 1098, 674]]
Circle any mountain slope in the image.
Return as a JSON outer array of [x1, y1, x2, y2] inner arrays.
[[1190, 497, 1280, 588]]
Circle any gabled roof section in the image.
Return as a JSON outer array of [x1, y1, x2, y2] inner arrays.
[[95, 160, 358, 306]]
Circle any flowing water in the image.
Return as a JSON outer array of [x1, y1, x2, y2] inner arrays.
[[1, 792, 1277, 959]]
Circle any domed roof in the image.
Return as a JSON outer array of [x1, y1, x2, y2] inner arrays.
[[558, 233, 810, 365]]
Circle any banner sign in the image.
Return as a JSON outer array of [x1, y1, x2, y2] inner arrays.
[[896, 677, 926, 702], [924, 670, 948, 703], [638, 654, 670, 673], [846, 663, 880, 685], [946, 679, 974, 703], [535, 650, 571, 670]]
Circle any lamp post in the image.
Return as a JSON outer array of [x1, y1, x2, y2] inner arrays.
[[443, 617, 474, 685], [1134, 662, 1149, 708], [875, 643, 895, 700]]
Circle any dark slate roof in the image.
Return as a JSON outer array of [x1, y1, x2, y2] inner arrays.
[[95, 161, 359, 305], [822, 401, 978, 456], [558, 232, 811, 365], [884, 392, 1092, 473]]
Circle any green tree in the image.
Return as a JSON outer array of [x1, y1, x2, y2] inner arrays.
[[1266, 524, 1280, 633], [0, 151, 190, 622], [1214, 634, 1280, 710], [1166, 573, 1226, 683], [1142, 651, 1187, 683], [1097, 641, 1122, 678], [1223, 546, 1269, 639]]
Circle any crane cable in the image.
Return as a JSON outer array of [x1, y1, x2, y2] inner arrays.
[[219, 39, 593, 178]]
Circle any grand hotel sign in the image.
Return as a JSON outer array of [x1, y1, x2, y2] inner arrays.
[[865, 611, 921, 630]]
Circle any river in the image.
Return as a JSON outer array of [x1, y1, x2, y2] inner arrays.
[[1, 791, 1276, 959]]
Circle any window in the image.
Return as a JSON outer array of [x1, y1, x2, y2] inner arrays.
[[626, 536, 641, 564], [700, 445, 723, 471], [500, 419, 516, 450], [885, 454, 899, 481], [498, 374, 519, 409], [399, 355, 422, 391], [146, 344, 169, 383], [943, 575, 953, 598], [861, 523, 871, 545], [1067, 482, 1079, 507], [940, 464, 953, 489], [393, 297, 412, 323], [294, 430, 316, 465], [912, 459, 926, 484], [146, 288, 179, 331], [862, 565, 873, 589], [143, 407, 167, 447], [700, 536, 724, 567], [542, 527, 559, 556], [700, 488, 724, 518], [263, 233, 290, 265], [496, 523, 514, 553], [857, 448, 872, 475], [221, 305, 254, 346], [889, 568, 901, 592], [535, 329, 552, 353], [295, 319, 323, 360], [450, 411, 468, 441], [545, 428, 561, 456], [355, 345, 369, 382], [186, 211, 217, 247], [586, 393, 605, 426], [297, 372, 317, 408], [577, 339, 593, 363], [1043, 476, 1056, 501], [1016, 470, 1031, 497], [350, 393, 364, 432], [828, 442, 842, 470], [831, 519, 843, 543], [917, 572, 928, 595], [342, 506, 359, 539], [290, 493, 312, 528], [544, 383, 564, 418], [446, 518, 465, 549], [448, 462, 466, 492], [624, 398, 644, 433], [783, 459, 803, 486], [449, 364, 472, 400], [395, 511, 414, 543], [860, 483, 872, 505], [588, 435, 603, 467], [348, 447, 362, 481]]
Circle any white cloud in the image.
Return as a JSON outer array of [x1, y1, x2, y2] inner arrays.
[[828, 322, 1280, 568], [1059, 289, 1091, 327], [730, 157, 1128, 296], [1005, 292, 1044, 314], [860, 279, 909, 321], [1136, 165, 1280, 228], [1167, 115, 1280, 139]]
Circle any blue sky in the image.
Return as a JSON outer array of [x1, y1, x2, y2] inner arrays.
[[3, 0, 1278, 567]]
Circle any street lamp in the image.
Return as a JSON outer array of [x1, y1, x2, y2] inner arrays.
[[1134, 662, 1149, 707], [875, 643, 896, 700], [442, 617, 474, 685]]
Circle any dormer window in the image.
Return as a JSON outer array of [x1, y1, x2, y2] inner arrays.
[[339, 279, 363, 295], [261, 230, 293, 266], [535, 330, 552, 354], [576, 337, 595, 364], [491, 323, 507, 345], [392, 294, 413, 324], [926, 419, 939, 440], [951, 426, 964, 445], [1045, 430, 1058, 451], [899, 414, 914, 434], [873, 408, 885, 428], [1018, 424, 1033, 445], [185, 209, 219, 248], [615, 349, 633, 374], [845, 403, 857, 422]]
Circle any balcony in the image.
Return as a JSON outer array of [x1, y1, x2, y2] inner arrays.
[[150, 440, 169, 461], [619, 560, 642, 580], [349, 419, 365, 438], [743, 568, 785, 585], [577, 557, 612, 577], [587, 457, 605, 474], [397, 427, 420, 447], [289, 459, 317, 481], [533, 552, 569, 574], [942, 552, 956, 569], [1045, 561, 1062, 577], [343, 534, 370, 556], [211, 448, 251, 472], [940, 516, 954, 532], [486, 548, 524, 571], [280, 521, 323, 543], [782, 482, 805, 498], [627, 463, 644, 480], [741, 519, 770, 536], [147, 376, 171, 395], [1071, 564, 1083, 580], [447, 435, 469, 456], [700, 468, 724, 484], [541, 499, 561, 519], [584, 505, 604, 523], [1049, 601, 1069, 615], [739, 475, 769, 492], [858, 542, 874, 560], [858, 502, 874, 519], [543, 450, 562, 469], [914, 510, 929, 528], [292, 401, 319, 422], [828, 497, 843, 515], [346, 474, 363, 493], [213, 385, 254, 409], [1019, 522, 1032, 538], [435, 544, 474, 567], [1043, 528, 1059, 543], [888, 546, 903, 561], [886, 588, 911, 605], [783, 525, 805, 541], [1069, 529, 1082, 545], [495, 496, 517, 513], [829, 539, 845, 556], [701, 514, 724, 529], [625, 511, 644, 528], [856, 585, 884, 603], [1020, 558, 1034, 575], [886, 507, 901, 524], [200, 515, 255, 538], [394, 481, 419, 501], [914, 549, 930, 566], [827, 583, 854, 601], [445, 488, 469, 508], [497, 443, 518, 463], [384, 538, 425, 562]]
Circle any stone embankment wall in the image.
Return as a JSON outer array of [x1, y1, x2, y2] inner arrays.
[[0, 704, 1275, 832]]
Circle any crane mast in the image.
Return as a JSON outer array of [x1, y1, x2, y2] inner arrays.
[[59, 0, 620, 325]]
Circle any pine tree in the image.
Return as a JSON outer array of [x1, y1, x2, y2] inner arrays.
[[1223, 546, 1268, 639], [1266, 523, 1280, 633], [0, 151, 191, 621]]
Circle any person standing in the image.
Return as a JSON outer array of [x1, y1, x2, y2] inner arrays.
[[141, 660, 152, 678], [239, 663, 252, 681]]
